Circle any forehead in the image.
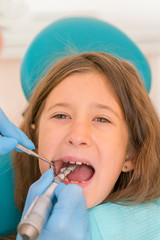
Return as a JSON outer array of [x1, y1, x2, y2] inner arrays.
[[46, 71, 117, 101], [43, 71, 123, 116]]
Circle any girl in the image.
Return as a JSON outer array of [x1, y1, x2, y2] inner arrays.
[[3, 52, 160, 239]]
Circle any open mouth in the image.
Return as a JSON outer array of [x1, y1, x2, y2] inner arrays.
[[52, 159, 95, 184]]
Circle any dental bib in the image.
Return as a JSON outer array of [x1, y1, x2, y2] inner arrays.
[[88, 199, 160, 239]]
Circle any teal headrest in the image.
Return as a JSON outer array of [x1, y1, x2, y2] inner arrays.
[[21, 17, 151, 100]]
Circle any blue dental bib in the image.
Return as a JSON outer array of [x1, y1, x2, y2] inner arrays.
[[88, 200, 160, 240]]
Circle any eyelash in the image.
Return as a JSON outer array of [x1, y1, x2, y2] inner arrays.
[[52, 114, 70, 119], [94, 117, 111, 123], [52, 114, 111, 123]]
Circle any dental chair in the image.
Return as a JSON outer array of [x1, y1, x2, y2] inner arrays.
[[0, 17, 151, 237]]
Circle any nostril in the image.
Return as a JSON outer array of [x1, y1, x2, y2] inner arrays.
[[68, 139, 87, 146], [80, 142, 87, 145], [66, 133, 92, 147]]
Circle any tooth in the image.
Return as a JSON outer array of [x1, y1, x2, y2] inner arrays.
[[76, 162, 82, 165], [60, 167, 67, 172], [86, 163, 90, 166], [81, 181, 87, 183], [64, 178, 69, 181], [70, 181, 79, 183], [69, 161, 75, 164]]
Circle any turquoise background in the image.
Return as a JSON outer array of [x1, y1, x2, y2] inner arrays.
[[21, 17, 151, 100]]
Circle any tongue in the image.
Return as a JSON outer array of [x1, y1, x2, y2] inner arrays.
[[67, 165, 94, 182]]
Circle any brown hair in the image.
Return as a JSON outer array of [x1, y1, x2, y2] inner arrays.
[[13, 52, 160, 211]]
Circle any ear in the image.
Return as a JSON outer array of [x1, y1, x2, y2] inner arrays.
[[122, 160, 134, 172], [31, 124, 36, 130], [121, 152, 135, 172]]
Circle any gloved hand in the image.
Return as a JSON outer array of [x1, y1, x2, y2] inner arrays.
[[0, 108, 35, 155], [17, 169, 92, 240]]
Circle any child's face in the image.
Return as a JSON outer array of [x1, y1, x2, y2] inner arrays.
[[38, 71, 131, 208]]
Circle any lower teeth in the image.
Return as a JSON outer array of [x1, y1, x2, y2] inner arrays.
[[63, 177, 87, 183]]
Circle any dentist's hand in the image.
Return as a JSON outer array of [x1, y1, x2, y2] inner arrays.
[[0, 108, 35, 155], [17, 169, 92, 240]]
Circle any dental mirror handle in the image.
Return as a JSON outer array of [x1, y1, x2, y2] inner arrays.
[[16, 143, 54, 168], [0, 133, 54, 168]]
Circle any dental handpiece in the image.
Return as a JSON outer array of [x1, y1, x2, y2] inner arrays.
[[18, 165, 76, 240]]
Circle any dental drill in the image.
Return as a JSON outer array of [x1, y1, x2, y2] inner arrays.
[[18, 165, 76, 240]]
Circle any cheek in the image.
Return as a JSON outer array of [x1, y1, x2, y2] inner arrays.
[[89, 129, 128, 205], [100, 138, 128, 168], [38, 134, 58, 174], [38, 122, 58, 158], [37, 121, 66, 174], [39, 161, 49, 175], [100, 145, 126, 187], [38, 134, 53, 158], [38, 135, 54, 174]]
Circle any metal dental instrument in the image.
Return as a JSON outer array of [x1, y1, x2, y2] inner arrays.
[[0, 133, 54, 168], [15, 143, 54, 168], [18, 165, 76, 240]]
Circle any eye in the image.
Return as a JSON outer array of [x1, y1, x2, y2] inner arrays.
[[52, 114, 70, 119], [94, 117, 111, 123]]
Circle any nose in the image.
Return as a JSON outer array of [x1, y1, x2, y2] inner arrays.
[[65, 121, 92, 147]]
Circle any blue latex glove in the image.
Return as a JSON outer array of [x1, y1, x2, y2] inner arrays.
[[0, 108, 35, 155], [17, 169, 92, 240]]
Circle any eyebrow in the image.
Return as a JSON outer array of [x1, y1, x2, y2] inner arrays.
[[47, 103, 71, 112], [47, 102, 120, 118], [91, 103, 120, 119]]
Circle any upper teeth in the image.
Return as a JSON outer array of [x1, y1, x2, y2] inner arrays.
[[64, 161, 90, 166], [76, 162, 82, 165]]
